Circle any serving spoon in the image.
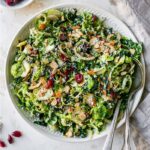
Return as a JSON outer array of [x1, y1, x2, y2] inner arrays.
[[103, 58, 144, 150], [122, 58, 144, 150]]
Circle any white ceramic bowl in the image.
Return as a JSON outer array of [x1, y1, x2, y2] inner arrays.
[[0, 0, 33, 9], [6, 3, 145, 142]]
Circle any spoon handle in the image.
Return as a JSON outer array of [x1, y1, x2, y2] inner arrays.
[[123, 100, 131, 150], [122, 93, 134, 150], [103, 100, 122, 150]]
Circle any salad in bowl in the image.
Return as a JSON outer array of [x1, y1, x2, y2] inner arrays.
[[9, 8, 142, 138]]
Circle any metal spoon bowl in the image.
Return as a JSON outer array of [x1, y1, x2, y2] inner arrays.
[[122, 58, 145, 150], [103, 58, 144, 150]]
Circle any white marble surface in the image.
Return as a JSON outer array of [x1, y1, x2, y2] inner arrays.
[[0, 0, 128, 149]]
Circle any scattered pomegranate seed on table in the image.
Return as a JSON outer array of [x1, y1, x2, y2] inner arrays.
[[0, 140, 6, 148], [12, 130, 22, 137], [8, 135, 14, 144]]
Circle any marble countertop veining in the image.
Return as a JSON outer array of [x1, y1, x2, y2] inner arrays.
[[0, 0, 128, 149]]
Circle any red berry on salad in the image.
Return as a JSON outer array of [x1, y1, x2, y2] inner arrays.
[[46, 78, 54, 89], [75, 73, 84, 83], [60, 53, 67, 62]]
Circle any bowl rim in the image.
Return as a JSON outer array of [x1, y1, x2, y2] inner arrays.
[[5, 2, 145, 143]]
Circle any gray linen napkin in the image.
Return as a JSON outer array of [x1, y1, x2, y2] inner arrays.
[[111, 0, 150, 149]]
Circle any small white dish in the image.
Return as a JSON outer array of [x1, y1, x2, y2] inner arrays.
[[0, 0, 33, 10]]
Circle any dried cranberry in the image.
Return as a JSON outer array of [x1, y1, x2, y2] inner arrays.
[[0, 140, 6, 148], [92, 14, 98, 22], [59, 33, 67, 41], [60, 53, 67, 62], [46, 78, 54, 89], [12, 130, 22, 137], [60, 26, 66, 32], [75, 73, 84, 83], [8, 135, 14, 144]]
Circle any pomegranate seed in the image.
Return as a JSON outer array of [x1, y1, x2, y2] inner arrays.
[[0, 140, 6, 148], [12, 130, 22, 137], [75, 73, 84, 83], [59, 33, 67, 41], [46, 78, 54, 89], [8, 135, 14, 144], [60, 53, 67, 62]]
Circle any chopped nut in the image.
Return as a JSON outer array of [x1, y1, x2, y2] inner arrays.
[[102, 94, 112, 101], [65, 42, 72, 48], [51, 99, 57, 106], [67, 107, 73, 113], [71, 29, 83, 38], [65, 128, 73, 137], [90, 37, 99, 45], [64, 85, 70, 94], [78, 112, 86, 121], [94, 43, 100, 49], [50, 61, 58, 69], [72, 25, 80, 30], [85, 94, 96, 107], [29, 77, 46, 90]]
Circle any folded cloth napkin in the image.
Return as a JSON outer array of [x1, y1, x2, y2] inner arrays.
[[111, 0, 150, 149]]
